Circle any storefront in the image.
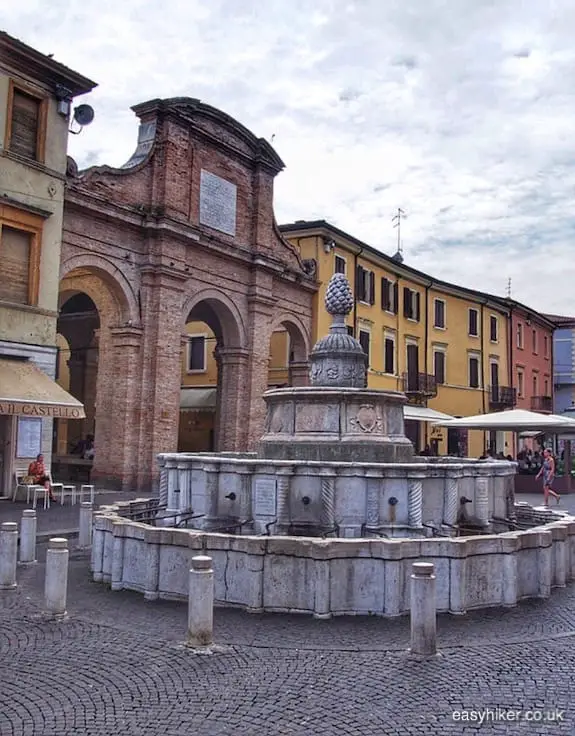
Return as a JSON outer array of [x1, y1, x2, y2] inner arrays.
[[0, 356, 85, 498]]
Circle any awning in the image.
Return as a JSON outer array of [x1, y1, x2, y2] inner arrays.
[[180, 387, 217, 412], [434, 408, 575, 432], [0, 357, 85, 418], [404, 406, 455, 423]]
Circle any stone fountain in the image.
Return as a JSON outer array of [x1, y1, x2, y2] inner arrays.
[[156, 274, 516, 538]]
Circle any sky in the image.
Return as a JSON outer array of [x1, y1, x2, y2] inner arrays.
[[4, 0, 575, 314]]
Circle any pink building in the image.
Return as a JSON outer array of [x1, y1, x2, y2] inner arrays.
[[508, 303, 555, 414]]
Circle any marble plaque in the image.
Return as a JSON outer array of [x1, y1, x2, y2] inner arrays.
[[199, 169, 237, 236], [254, 478, 277, 516]]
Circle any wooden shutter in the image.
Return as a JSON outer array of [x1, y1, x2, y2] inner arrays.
[[392, 282, 398, 313], [9, 90, 40, 160], [403, 287, 411, 318], [469, 358, 479, 388], [0, 226, 31, 304], [369, 271, 375, 305], [415, 292, 421, 321], [381, 278, 390, 310], [434, 352, 445, 384], [355, 265, 364, 302], [469, 309, 478, 335], [384, 338, 394, 374]]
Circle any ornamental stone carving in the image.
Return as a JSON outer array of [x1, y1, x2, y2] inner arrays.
[[350, 405, 383, 433]]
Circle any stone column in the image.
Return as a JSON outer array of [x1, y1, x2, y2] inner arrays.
[[44, 538, 69, 618], [238, 467, 253, 529], [276, 467, 293, 533], [443, 471, 461, 531], [158, 456, 169, 508], [407, 473, 424, 528], [187, 555, 214, 647], [83, 330, 99, 435], [319, 469, 336, 531], [66, 353, 86, 448], [0, 522, 18, 589], [245, 290, 274, 450], [203, 465, 220, 530], [365, 469, 381, 531], [288, 361, 309, 387], [474, 473, 490, 527], [409, 562, 437, 657]]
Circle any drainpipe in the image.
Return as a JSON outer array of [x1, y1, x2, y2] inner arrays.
[[352, 247, 363, 337], [424, 281, 431, 447], [508, 303, 516, 457]]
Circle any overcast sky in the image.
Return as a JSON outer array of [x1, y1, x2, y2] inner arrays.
[[4, 1, 575, 314]]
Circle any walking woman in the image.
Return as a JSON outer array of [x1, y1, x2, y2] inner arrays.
[[536, 448, 560, 506]]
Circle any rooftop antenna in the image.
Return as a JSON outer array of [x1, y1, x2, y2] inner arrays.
[[391, 208, 406, 263], [506, 277, 512, 298], [270, 133, 276, 143]]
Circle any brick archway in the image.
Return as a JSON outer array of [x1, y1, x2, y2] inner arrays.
[[182, 288, 247, 348]]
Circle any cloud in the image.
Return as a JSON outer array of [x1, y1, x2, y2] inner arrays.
[[4, 0, 575, 313]]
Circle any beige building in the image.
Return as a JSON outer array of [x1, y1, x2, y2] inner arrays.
[[0, 32, 96, 496]]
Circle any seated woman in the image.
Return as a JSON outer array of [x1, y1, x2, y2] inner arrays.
[[28, 454, 56, 503]]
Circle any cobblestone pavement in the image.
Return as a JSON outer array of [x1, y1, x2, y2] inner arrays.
[[1, 547, 574, 735]]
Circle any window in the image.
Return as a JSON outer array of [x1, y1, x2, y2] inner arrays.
[[0, 205, 42, 306], [346, 325, 354, 337], [544, 335, 549, 358], [532, 373, 539, 396], [517, 369, 524, 397], [532, 329, 538, 354], [6, 82, 47, 162], [381, 277, 398, 313], [434, 299, 446, 329], [469, 355, 480, 388], [489, 315, 498, 342], [544, 378, 549, 396], [403, 287, 420, 321], [187, 335, 207, 372], [359, 330, 370, 363], [334, 255, 346, 274], [384, 334, 395, 374], [516, 323, 523, 349], [434, 350, 446, 384], [468, 308, 479, 337], [355, 265, 375, 304]]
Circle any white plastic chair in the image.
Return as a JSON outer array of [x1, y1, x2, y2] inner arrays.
[[13, 473, 40, 504], [32, 485, 50, 510]]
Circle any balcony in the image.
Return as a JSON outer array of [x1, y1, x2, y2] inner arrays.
[[531, 395, 553, 413], [402, 373, 438, 405], [488, 385, 516, 410]]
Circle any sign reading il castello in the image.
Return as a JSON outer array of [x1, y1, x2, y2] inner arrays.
[[0, 402, 84, 418]]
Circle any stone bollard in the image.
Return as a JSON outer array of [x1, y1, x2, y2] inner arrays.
[[44, 538, 69, 618], [0, 522, 18, 589], [19, 510, 37, 564], [78, 502, 93, 548], [187, 555, 214, 647], [409, 562, 437, 657]]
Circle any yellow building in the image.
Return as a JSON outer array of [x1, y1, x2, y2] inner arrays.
[[280, 220, 514, 459], [0, 32, 96, 494]]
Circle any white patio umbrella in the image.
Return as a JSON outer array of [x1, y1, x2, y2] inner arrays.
[[404, 406, 454, 423], [433, 408, 575, 432]]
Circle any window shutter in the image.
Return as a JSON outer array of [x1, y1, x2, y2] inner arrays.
[[392, 282, 398, 313], [10, 90, 40, 160], [403, 287, 411, 318], [469, 309, 477, 335], [415, 292, 421, 321], [355, 265, 364, 302], [470, 358, 479, 388], [369, 271, 375, 305], [0, 226, 31, 304], [384, 338, 394, 374]]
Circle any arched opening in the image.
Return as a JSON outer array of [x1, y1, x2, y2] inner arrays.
[[54, 291, 99, 481], [179, 295, 246, 453], [267, 318, 309, 389]]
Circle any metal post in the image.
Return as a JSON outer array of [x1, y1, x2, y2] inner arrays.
[[19, 510, 37, 564], [187, 555, 214, 647], [44, 537, 69, 618], [409, 562, 437, 656], [0, 522, 18, 589], [78, 502, 93, 548]]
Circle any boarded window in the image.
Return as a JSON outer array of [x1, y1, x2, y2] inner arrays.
[[0, 226, 31, 304], [188, 336, 206, 371], [9, 90, 40, 160]]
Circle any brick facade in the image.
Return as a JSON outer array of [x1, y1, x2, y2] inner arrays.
[[60, 98, 315, 491]]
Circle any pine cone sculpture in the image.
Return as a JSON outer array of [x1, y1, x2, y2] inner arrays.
[[325, 273, 354, 315]]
